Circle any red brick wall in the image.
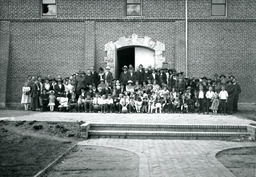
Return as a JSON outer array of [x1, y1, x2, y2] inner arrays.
[[0, 21, 10, 107], [188, 21, 256, 102], [6, 21, 95, 104], [1, 0, 256, 104]]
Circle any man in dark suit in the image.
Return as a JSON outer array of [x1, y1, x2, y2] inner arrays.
[[232, 78, 241, 113], [30, 78, 40, 111], [149, 69, 159, 84], [135, 64, 144, 84], [84, 69, 93, 87], [119, 65, 129, 86], [75, 70, 86, 97], [105, 66, 113, 87], [159, 68, 167, 86], [91, 66, 99, 86], [54, 78, 65, 97], [128, 67, 137, 83]]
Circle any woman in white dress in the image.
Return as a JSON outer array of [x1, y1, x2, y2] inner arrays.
[[21, 82, 31, 110]]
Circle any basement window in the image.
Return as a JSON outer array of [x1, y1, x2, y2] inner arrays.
[[211, 0, 226, 16], [42, 0, 57, 17], [126, 0, 142, 16]]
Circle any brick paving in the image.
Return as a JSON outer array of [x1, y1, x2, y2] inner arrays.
[[76, 139, 255, 177], [1, 112, 254, 126]]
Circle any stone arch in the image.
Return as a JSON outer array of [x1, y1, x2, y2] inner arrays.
[[104, 34, 166, 78]]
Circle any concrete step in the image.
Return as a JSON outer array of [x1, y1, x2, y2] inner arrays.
[[88, 123, 248, 132], [88, 130, 250, 140]]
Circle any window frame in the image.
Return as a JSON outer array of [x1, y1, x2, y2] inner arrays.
[[211, 0, 227, 17], [41, 0, 57, 18], [126, 0, 142, 17]]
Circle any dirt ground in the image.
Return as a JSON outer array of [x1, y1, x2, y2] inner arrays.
[[216, 147, 256, 177], [0, 120, 81, 177], [46, 145, 139, 177]]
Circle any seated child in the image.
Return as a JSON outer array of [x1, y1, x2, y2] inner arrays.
[[114, 94, 122, 113], [141, 96, 148, 113], [92, 93, 101, 113], [135, 97, 143, 113], [77, 95, 85, 112], [155, 95, 162, 113], [57, 96, 69, 112], [172, 97, 180, 113], [180, 95, 188, 113], [162, 96, 172, 113], [128, 96, 136, 113], [99, 94, 107, 113], [84, 94, 93, 113], [148, 95, 156, 113], [120, 95, 129, 113], [186, 95, 194, 113], [105, 94, 114, 113], [69, 94, 77, 112]]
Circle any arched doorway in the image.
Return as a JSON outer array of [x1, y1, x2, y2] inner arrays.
[[104, 34, 166, 79], [116, 46, 155, 79]]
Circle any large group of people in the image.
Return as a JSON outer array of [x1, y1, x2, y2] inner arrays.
[[21, 64, 241, 115]]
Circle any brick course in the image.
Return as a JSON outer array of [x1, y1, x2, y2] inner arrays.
[[0, 0, 256, 105]]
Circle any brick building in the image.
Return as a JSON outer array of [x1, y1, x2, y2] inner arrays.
[[0, 0, 256, 107]]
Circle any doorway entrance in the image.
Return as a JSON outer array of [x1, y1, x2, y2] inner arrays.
[[116, 47, 135, 79], [116, 47, 155, 79]]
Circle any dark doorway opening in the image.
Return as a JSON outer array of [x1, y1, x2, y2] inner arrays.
[[116, 47, 135, 79]]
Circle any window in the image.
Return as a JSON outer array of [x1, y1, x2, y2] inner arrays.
[[126, 0, 141, 16], [42, 0, 57, 17], [211, 0, 226, 16]]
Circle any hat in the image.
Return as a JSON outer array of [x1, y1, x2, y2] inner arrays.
[[219, 74, 226, 78], [226, 80, 232, 84], [57, 78, 63, 82], [77, 70, 85, 74], [213, 73, 219, 78], [122, 65, 128, 70], [49, 90, 55, 94], [187, 86, 192, 89], [229, 75, 235, 79], [201, 76, 207, 80], [106, 66, 110, 70], [127, 80, 133, 84]]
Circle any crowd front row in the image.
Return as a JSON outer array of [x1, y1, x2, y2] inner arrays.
[[21, 65, 241, 115]]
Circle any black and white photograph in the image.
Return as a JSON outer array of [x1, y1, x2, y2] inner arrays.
[[0, 0, 256, 176]]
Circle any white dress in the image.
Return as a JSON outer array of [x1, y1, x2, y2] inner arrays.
[[21, 87, 31, 104]]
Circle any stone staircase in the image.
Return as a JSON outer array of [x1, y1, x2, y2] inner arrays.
[[80, 123, 251, 140]]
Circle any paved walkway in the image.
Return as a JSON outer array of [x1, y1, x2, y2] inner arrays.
[[77, 139, 256, 177], [1, 111, 255, 176], [1, 112, 255, 126]]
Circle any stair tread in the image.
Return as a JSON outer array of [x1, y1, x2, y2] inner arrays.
[[89, 130, 249, 134]]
